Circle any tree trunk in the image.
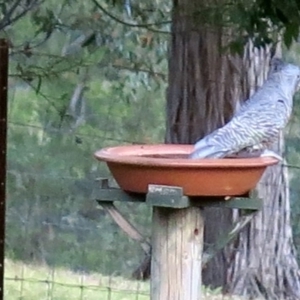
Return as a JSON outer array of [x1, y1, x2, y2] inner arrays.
[[165, 0, 300, 298], [227, 139, 300, 299]]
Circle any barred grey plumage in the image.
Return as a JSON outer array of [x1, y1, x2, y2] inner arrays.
[[189, 58, 300, 160]]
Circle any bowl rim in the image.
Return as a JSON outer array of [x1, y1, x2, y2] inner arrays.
[[94, 144, 279, 168]]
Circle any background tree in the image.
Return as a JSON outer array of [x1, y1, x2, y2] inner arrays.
[[166, 0, 300, 298]]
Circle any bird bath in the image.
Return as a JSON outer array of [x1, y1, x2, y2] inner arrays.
[[94, 144, 279, 196], [94, 144, 280, 300]]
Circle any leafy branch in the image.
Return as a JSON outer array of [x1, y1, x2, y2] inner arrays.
[[90, 0, 171, 29], [0, 0, 45, 30]]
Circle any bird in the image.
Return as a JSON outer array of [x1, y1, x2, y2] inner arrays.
[[189, 58, 300, 160]]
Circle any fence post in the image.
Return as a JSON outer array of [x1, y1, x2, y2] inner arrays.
[[0, 38, 9, 300]]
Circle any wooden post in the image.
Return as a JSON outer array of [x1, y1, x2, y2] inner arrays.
[[151, 206, 204, 300], [0, 39, 8, 300]]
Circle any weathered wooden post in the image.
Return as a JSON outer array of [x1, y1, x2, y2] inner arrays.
[[146, 185, 204, 299], [151, 206, 203, 299], [93, 144, 277, 300], [0, 39, 9, 300]]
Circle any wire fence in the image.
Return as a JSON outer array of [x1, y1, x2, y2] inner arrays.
[[4, 47, 300, 300], [5, 121, 152, 300], [5, 113, 300, 300]]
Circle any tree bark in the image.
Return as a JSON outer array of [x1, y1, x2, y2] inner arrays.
[[165, 0, 300, 298], [227, 142, 300, 299]]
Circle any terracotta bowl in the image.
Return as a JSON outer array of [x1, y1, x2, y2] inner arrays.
[[94, 144, 279, 196]]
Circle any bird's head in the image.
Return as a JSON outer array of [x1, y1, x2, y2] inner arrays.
[[269, 58, 300, 95]]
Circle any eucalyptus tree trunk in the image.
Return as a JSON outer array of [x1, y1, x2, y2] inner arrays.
[[165, 0, 300, 298]]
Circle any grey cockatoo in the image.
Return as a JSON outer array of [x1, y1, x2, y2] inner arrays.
[[189, 58, 300, 160]]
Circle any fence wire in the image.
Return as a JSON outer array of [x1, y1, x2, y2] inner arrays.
[[5, 58, 300, 300]]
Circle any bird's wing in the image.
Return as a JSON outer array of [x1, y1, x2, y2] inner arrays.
[[190, 103, 285, 159]]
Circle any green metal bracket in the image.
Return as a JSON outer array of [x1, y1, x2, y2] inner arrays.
[[202, 209, 257, 266], [93, 178, 263, 270], [93, 178, 262, 211], [146, 184, 187, 208]]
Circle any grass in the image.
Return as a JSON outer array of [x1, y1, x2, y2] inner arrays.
[[5, 259, 149, 300], [4, 259, 245, 300]]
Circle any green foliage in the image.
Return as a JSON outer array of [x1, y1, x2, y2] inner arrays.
[[6, 83, 159, 274], [241, 0, 300, 48], [4, 0, 166, 277]]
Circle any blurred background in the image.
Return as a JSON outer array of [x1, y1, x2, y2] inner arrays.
[[2, 0, 300, 299]]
